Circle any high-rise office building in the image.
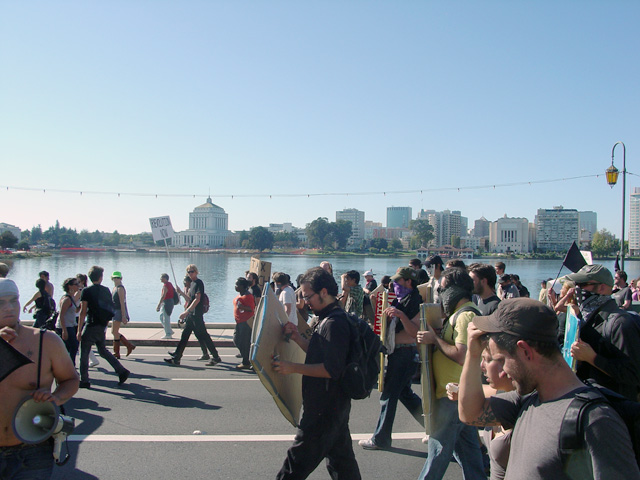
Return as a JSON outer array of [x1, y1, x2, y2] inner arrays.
[[387, 207, 412, 228], [535, 206, 579, 253], [336, 208, 365, 246], [425, 210, 467, 247], [629, 188, 640, 256]]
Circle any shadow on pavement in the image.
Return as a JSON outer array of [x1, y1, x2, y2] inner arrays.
[[386, 446, 427, 458]]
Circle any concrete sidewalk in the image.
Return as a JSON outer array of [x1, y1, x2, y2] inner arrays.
[[23, 320, 237, 347]]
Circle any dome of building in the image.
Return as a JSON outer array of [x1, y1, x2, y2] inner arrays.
[[194, 197, 225, 213]]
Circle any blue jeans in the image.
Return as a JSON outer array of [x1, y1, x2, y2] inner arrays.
[[0, 442, 53, 480], [418, 397, 485, 480], [159, 301, 174, 336], [371, 346, 423, 448]]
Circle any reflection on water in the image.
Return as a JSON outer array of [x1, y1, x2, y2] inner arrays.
[[8, 253, 625, 323]]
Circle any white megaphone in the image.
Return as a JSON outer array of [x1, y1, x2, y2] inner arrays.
[[12, 396, 75, 465]]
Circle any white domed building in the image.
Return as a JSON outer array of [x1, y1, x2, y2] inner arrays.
[[174, 197, 230, 248]]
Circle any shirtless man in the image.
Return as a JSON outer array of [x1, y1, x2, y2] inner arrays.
[[0, 278, 79, 479]]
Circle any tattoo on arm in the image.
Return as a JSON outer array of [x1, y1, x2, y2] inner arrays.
[[467, 403, 499, 427]]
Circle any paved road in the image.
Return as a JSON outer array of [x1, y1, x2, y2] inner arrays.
[[51, 347, 471, 480]]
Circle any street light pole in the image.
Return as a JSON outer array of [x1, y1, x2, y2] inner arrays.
[[610, 142, 627, 271]]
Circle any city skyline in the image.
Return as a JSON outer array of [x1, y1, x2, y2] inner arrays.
[[1, 2, 638, 236]]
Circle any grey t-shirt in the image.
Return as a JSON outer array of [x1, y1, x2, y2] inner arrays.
[[490, 388, 640, 480]]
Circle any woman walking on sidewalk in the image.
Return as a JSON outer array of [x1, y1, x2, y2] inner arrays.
[[111, 271, 135, 359]]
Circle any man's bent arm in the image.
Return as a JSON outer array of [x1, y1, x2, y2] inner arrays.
[[275, 361, 331, 378], [458, 348, 499, 426]]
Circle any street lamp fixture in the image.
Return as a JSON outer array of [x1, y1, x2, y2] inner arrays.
[[605, 142, 626, 271], [605, 164, 619, 187]]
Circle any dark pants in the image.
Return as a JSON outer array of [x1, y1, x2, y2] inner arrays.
[[233, 321, 251, 365], [0, 442, 53, 480], [56, 326, 79, 366], [173, 314, 219, 360], [277, 405, 361, 480], [79, 324, 127, 383], [33, 310, 49, 329], [372, 346, 423, 448]]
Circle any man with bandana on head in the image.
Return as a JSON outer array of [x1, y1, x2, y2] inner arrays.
[[358, 267, 424, 450], [564, 264, 640, 401], [415, 267, 486, 480], [0, 279, 79, 479]]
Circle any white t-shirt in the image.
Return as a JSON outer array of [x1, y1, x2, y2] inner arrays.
[[279, 285, 298, 325]]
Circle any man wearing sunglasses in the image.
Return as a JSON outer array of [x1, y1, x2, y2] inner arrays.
[[564, 264, 640, 401]]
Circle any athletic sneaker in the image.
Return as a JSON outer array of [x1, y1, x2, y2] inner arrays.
[[358, 439, 385, 450], [164, 357, 180, 366], [161, 335, 173, 339], [197, 354, 211, 361], [235, 363, 252, 370], [205, 358, 219, 367], [89, 358, 100, 368]]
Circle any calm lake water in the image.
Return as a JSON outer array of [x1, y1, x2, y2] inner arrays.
[[7, 252, 629, 324]]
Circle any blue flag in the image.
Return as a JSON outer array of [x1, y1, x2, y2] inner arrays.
[[0, 338, 32, 383]]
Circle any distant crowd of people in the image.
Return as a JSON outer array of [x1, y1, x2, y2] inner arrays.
[[2, 256, 640, 479]]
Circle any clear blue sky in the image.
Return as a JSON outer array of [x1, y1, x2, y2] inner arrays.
[[1, 1, 638, 237]]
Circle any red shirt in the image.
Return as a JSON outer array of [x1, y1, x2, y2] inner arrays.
[[164, 282, 175, 301], [233, 294, 255, 323]]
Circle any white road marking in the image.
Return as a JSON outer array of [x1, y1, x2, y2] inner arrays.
[[134, 377, 260, 381], [68, 433, 426, 442]]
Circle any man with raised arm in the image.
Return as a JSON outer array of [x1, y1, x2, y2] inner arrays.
[[458, 297, 640, 480], [272, 267, 360, 480], [0, 279, 79, 479]]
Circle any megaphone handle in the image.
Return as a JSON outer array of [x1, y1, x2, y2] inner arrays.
[[53, 433, 70, 466]]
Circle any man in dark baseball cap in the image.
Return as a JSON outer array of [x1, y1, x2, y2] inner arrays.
[[456, 297, 640, 479], [473, 297, 558, 343], [561, 263, 640, 401]]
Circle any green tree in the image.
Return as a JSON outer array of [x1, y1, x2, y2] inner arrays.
[[104, 230, 121, 247], [331, 220, 353, 250], [274, 231, 300, 248], [370, 238, 388, 250], [16, 240, 30, 251], [306, 218, 331, 249], [451, 235, 461, 248], [30, 225, 43, 244], [0, 231, 18, 249], [390, 238, 403, 251], [248, 226, 274, 251], [409, 219, 434, 248], [591, 229, 620, 257]]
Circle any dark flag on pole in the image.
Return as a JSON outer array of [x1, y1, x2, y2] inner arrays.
[[0, 338, 32, 383], [614, 254, 621, 273], [563, 241, 588, 273]]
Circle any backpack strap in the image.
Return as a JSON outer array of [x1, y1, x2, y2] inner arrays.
[[448, 305, 481, 329], [37, 328, 45, 390], [559, 388, 607, 459]]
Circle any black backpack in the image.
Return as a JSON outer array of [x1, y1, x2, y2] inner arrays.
[[559, 380, 640, 469], [339, 313, 386, 400]]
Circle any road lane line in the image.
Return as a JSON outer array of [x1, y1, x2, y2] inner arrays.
[[68, 433, 426, 442], [134, 377, 260, 381]]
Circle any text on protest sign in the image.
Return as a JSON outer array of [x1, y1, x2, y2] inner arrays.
[[149, 216, 175, 242]]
